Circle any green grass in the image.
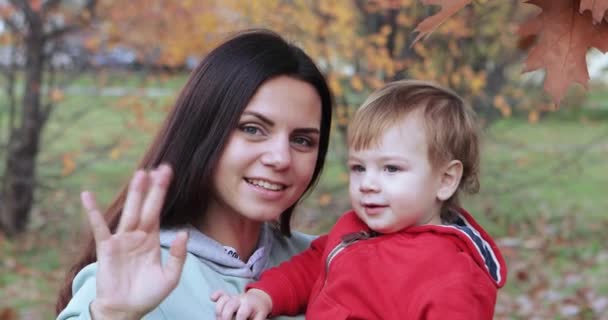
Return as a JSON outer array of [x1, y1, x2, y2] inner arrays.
[[1, 74, 608, 318]]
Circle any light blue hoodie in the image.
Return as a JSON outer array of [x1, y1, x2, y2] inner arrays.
[[57, 224, 314, 319]]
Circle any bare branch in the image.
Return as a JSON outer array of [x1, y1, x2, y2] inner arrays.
[[8, 0, 35, 23], [41, 0, 63, 15], [43, 0, 97, 41], [2, 16, 23, 35], [44, 24, 80, 40]]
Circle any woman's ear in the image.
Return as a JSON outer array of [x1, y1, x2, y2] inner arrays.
[[436, 160, 463, 201]]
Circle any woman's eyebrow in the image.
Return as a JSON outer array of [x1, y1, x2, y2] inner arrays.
[[242, 111, 274, 126], [294, 128, 320, 135], [243, 111, 320, 134]]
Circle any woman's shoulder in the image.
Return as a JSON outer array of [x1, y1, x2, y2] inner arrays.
[[266, 225, 317, 262]]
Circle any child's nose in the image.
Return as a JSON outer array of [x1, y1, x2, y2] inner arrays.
[[359, 173, 380, 193]]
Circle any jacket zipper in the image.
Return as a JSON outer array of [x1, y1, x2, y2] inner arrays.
[[323, 231, 375, 287]]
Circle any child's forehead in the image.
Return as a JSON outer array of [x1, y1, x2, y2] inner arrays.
[[350, 117, 429, 153]]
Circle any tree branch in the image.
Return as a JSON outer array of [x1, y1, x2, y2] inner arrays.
[[43, 0, 97, 41], [2, 16, 23, 35], [41, 0, 63, 15], [8, 0, 35, 23]]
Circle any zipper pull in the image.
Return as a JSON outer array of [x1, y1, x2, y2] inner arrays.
[[341, 230, 374, 245]]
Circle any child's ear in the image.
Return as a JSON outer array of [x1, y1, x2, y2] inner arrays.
[[436, 160, 463, 201]]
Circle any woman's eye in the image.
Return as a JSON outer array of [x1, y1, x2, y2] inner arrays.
[[240, 125, 261, 135], [385, 165, 400, 173], [292, 136, 312, 147]]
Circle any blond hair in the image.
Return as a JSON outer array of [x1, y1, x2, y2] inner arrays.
[[348, 80, 480, 220]]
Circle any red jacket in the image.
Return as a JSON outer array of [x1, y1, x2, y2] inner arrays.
[[248, 208, 507, 319]]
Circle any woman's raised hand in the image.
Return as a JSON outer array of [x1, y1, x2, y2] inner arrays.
[[83, 165, 189, 319]]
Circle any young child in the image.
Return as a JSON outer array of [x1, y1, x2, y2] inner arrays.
[[212, 80, 507, 320]]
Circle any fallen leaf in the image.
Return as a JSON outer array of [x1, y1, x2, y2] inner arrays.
[[412, 0, 472, 44], [519, 0, 608, 104], [0, 308, 17, 320], [318, 194, 332, 206]]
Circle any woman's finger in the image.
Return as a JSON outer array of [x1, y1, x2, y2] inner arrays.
[[117, 170, 147, 233], [210, 290, 227, 302], [81, 191, 111, 244], [139, 164, 172, 231], [163, 230, 188, 289]]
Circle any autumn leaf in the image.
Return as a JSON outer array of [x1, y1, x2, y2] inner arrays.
[[318, 193, 332, 207], [50, 88, 64, 103], [412, 0, 472, 44], [28, 0, 41, 11], [579, 0, 608, 24], [61, 153, 76, 176], [351, 76, 364, 92], [0, 308, 17, 320], [519, 0, 608, 105]]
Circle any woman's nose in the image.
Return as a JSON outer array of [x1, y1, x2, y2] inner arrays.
[[260, 137, 292, 170]]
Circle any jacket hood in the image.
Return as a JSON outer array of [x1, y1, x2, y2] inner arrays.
[[434, 208, 507, 288]]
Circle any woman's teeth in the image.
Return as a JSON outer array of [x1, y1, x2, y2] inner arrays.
[[246, 178, 285, 191]]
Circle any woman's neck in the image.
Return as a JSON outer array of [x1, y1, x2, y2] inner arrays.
[[197, 205, 263, 263]]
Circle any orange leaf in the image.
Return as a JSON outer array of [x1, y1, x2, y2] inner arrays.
[[518, 0, 608, 105], [62, 153, 76, 176], [29, 0, 41, 11], [50, 88, 64, 103], [412, 0, 473, 44], [318, 194, 332, 207], [528, 110, 540, 124], [350, 76, 364, 92], [580, 0, 608, 24], [0, 308, 17, 320]]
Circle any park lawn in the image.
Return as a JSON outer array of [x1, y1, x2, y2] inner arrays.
[[1, 75, 607, 318]]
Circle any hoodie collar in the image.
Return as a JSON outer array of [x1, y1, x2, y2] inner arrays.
[[159, 223, 274, 279]]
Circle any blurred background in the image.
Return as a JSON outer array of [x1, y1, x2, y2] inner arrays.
[[1, 1, 607, 319]]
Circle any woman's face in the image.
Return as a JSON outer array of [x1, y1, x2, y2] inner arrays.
[[210, 76, 322, 223]]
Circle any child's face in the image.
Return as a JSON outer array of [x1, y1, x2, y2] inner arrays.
[[348, 110, 443, 233]]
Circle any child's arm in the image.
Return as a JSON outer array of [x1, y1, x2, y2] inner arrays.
[[211, 289, 271, 320], [247, 234, 329, 316], [407, 275, 497, 320]]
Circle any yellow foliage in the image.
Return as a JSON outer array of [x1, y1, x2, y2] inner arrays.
[[448, 40, 461, 57], [493, 95, 512, 117], [328, 75, 343, 97], [450, 73, 461, 87], [397, 12, 413, 26], [470, 72, 487, 94]]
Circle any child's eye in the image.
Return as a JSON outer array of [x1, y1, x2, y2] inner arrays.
[[384, 165, 400, 173], [350, 164, 365, 172]]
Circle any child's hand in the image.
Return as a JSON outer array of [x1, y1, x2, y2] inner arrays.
[[211, 289, 272, 320]]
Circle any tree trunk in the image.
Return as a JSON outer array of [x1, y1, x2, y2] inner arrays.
[[0, 18, 46, 236]]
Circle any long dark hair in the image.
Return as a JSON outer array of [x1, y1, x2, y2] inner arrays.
[[56, 29, 333, 313]]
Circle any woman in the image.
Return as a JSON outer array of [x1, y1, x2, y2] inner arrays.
[[56, 29, 333, 319]]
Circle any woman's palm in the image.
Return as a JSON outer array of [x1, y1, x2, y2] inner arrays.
[[82, 165, 188, 318]]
